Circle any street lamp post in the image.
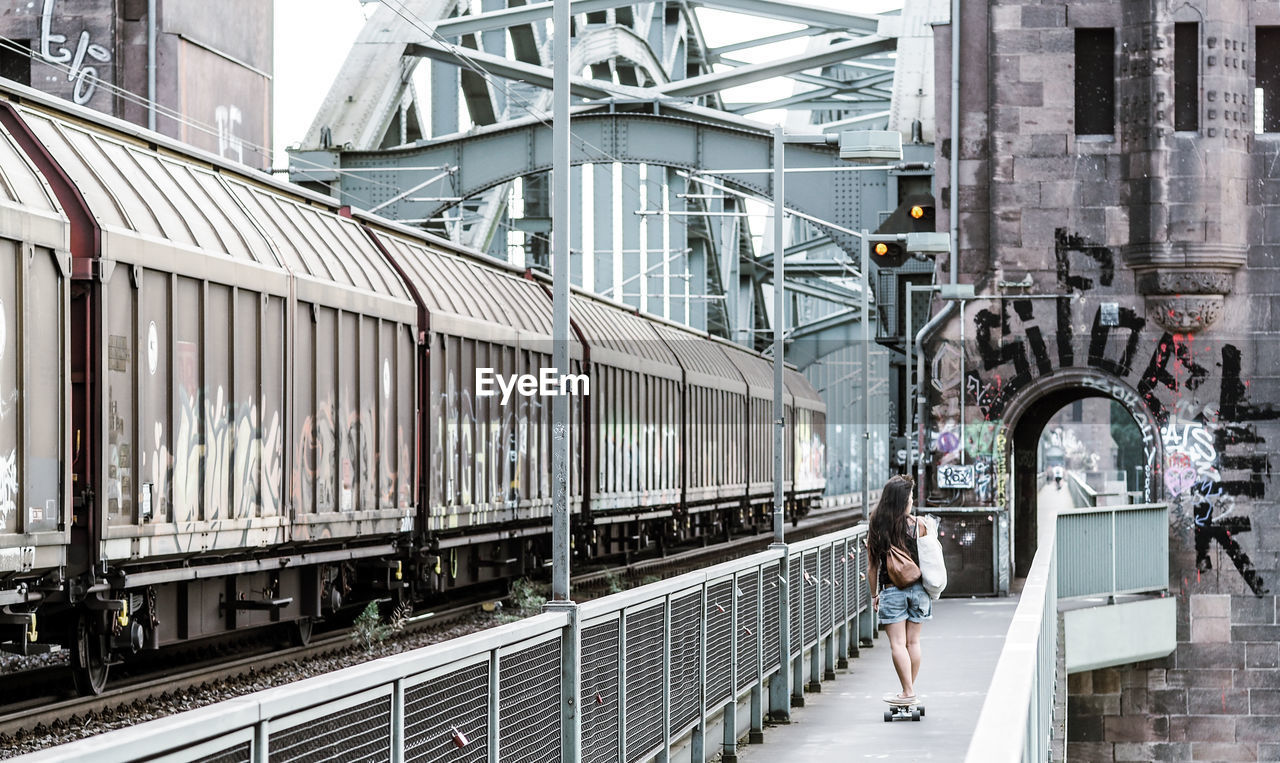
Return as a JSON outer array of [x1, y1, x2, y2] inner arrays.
[[860, 230, 871, 518], [549, 1, 580, 759]]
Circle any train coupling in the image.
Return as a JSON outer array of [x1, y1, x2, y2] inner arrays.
[[0, 610, 54, 655]]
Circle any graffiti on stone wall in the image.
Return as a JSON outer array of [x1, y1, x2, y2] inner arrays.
[[947, 228, 1275, 595], [1193, 500, 1268, 595], [38, 0, 111, 105]]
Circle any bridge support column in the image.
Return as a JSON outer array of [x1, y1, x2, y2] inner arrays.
[[807, 636, 822, 692], [824, 631, 837, 681], [749, 684, 764, 743], [721, 701, 738, 762]]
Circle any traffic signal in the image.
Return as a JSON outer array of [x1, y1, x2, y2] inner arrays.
[[872, 238, 908, 267], [872, 192, 937, 269]]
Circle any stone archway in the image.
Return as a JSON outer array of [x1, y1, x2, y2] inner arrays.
[[998, 370, 1166, 578]]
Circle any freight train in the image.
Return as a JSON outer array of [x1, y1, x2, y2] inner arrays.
[[0, 82, 826, 694]]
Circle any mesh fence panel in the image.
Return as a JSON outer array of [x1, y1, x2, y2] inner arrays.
[[269, 696, 391, 763], [582, 620, 621, 763], [837, 540, 850, 625], [821, 546, 834, 635], [193, 743, 251, 763], [803, 553, 819, 647], [857, 539, 870, 612], [624, 604, 665, 762], [705, 580, 734, 707], [763, 562, 780, 671], [668, 592, 703, 736], [498, 637, 562, 763], [788, 557, 802, 656], [404, 661, 489, 763], [736, 570, 760, 691]]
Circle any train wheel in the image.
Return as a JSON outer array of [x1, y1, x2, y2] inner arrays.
[[291, 618, 315, 647], [70, 614, 110, 696]]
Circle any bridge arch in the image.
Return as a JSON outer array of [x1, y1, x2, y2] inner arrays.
[[291, 105, 880, 256], [998, 369, 1166, 579]]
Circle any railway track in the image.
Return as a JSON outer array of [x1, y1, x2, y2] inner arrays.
[[0, 600, 489, 744], [0, 505, 863, 752]]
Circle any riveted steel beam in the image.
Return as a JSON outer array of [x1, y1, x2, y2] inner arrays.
[[431, 0, 635, 38], [687, 0, 882, 33], [295, 105, 880, 257], [657, 37, 896, 98], [404, 41, 643, 101]]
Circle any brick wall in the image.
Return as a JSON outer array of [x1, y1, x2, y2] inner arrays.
[[936, 0, 1280, 756], [1067, 593, 1280, 760]]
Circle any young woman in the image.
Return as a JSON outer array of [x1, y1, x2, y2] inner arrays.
[[865, 474, 930, 705]]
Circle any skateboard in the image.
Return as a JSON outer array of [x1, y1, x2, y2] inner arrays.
[[882, 696, 925, 722]]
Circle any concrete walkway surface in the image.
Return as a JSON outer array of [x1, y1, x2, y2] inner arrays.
[[734, 596, 1019, 762]]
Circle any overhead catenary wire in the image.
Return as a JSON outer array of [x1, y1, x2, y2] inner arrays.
[[0, 37, 416, 198]]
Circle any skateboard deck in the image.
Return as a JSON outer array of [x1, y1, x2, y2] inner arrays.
[[883, 697, 925, 722]]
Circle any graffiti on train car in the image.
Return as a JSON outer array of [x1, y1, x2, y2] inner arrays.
[[157, 386, 285, 523], [0, 449, 16, 527]]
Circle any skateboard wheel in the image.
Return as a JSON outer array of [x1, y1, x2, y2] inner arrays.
[[911, 709, 920, 721], [919, 705, 925, 717], [884, 710, 893, 722]]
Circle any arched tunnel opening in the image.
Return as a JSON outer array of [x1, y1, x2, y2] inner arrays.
[[1010, 389, 1149, 579]]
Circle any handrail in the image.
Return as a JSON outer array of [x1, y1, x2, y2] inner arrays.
[[1057, 501, 1165, 516], [16, 525, 872, 763], [965, 514, 1057, 762], [1057, 502, 1168, 600]]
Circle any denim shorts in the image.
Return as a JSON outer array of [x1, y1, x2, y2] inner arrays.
[[877, 581, 932, 625]]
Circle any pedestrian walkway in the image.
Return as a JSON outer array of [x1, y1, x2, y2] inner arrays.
[[736, 594, 1019, 762]]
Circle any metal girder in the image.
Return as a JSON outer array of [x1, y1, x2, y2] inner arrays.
[[430, 0, 635, 37], [754, 235, 834, 267], [686, 0, 882, 34], [292, 103, 880, 257], [404, 40, 644, 100], [720, 57, 895, 92], [656, 36, 896, 98], [768, 260, 870, 277], [780, 278, 864, 306], [784, 307, 872, 370], [815, 110, 894, 132], [302, 0, 447, 150], [708, 27, 830, 60], [571, 25, 668, 86]]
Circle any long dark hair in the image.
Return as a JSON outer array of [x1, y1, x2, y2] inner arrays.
[[869, 475, 915, 565]]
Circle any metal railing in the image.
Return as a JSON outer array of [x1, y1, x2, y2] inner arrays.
[[965, 516, 1058, 762], [18, 525, 870, 763], [1056, 503, 1168, 600], [1065, 471, 1095, 507]]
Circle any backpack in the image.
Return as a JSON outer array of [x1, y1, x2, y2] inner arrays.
[[917, 514, 948, 600]]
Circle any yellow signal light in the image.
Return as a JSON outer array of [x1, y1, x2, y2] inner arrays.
[[910, 205, 926, 219], [874, 242, 890, 256]]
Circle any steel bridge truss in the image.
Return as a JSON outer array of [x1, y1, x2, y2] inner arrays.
[[288, 0, 946, 349]]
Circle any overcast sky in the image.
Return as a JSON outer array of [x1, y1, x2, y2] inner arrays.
[[272, 0, 903, 168]]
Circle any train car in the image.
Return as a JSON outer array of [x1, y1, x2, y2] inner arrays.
[[361, 220, 583, 589], [0, 84, 417, 693], [719, 343, 790, 516], [650, 323, 748, 513], [786, 368, 827, 508], [0, 79, 833, 695], [564, 291, 684, 557], [0, 102, 72, 655]]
